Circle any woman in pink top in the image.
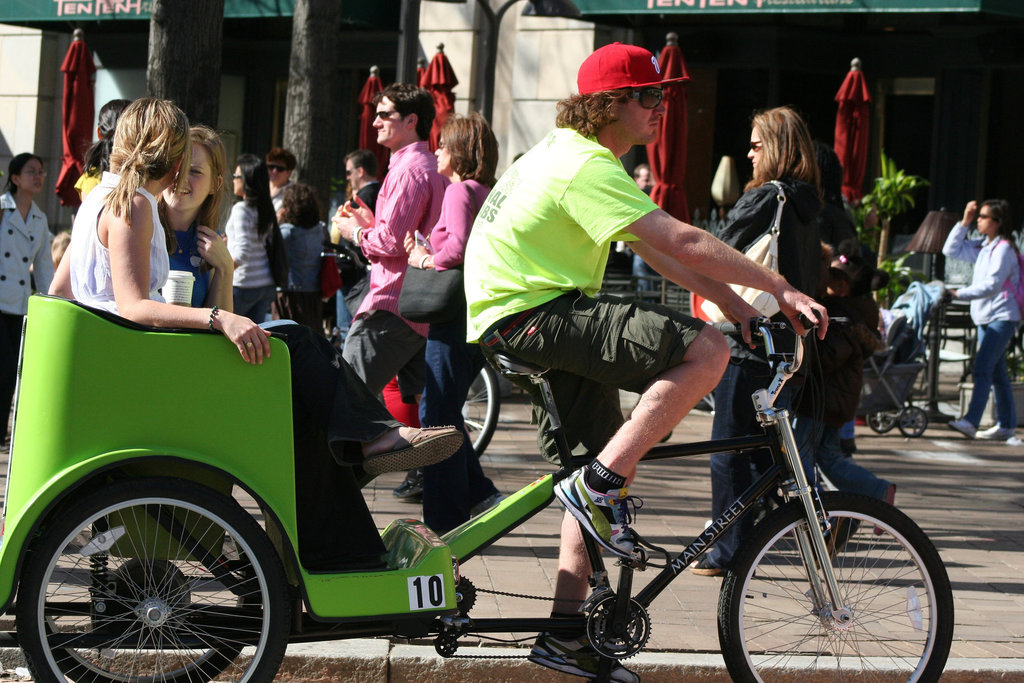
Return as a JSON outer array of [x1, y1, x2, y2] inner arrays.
[[405, 113, 501, 532]]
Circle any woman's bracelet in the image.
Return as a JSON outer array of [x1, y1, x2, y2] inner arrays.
[[419, 254, 430, 269], [208, 305, 220, 332]]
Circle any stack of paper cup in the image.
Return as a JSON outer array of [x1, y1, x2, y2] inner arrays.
[[163, 270, 195, 306]]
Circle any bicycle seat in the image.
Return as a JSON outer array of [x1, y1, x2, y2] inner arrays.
[[492, 351, 548, 376]]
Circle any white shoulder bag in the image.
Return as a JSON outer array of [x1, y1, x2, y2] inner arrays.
[[701, 181, 787, 324]]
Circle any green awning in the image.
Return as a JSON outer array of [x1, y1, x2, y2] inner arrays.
[[0, 0, 291, 21], [572, 0, 1024, 18], [0, 0, 392, 27]]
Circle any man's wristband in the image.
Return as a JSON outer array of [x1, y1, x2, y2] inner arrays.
[[419, 254, 430, 269], [352, 227, 362, 246]]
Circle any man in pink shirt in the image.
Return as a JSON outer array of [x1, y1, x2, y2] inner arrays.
[[333, 83, 448, 401]]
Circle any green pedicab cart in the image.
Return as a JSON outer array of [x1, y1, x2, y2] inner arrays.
[[0, 295, 551, 682]]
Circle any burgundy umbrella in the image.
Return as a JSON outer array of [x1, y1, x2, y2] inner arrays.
[[55, 29, 96, 208], [421, 44, 458, 152], [645, 33, 691, 221], [833, 57, 871, 203], [417, 57, 427, 88], [357, 65, 389, 178]]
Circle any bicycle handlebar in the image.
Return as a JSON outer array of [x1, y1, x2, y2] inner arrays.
[[713, 317, 816, 409]]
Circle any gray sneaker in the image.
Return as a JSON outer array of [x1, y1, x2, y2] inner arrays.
[[528, 632, 639, 682], [555, 468, 640, 558], [947, 418, 976, 439]]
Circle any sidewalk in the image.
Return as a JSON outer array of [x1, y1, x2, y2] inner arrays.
[[351, 374, 1024, 680], [2, 372, 1023, 681]]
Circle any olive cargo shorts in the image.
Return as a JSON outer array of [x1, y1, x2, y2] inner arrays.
[[480, 291, 705, 464]]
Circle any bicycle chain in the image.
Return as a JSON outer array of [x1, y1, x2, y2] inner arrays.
[[438, 579, 573, 661], [475, 585, 579, 603]]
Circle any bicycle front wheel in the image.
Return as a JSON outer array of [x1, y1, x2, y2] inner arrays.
[[718, 492, 953, 683]]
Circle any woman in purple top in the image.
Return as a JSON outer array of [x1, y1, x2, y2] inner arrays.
[[405, 113, 501, 532]]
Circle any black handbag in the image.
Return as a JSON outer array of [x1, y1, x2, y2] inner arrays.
[[398, 265, 464, 324]]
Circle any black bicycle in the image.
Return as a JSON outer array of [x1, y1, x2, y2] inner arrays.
[[438, 319, 954, 682]]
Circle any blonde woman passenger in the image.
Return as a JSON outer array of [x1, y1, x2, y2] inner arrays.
[[59, 98, 462, 570], [161, 125, 234, 310]]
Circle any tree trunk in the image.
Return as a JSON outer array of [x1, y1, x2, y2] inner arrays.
[[147, 0, 225, 127], [284, 0, 343, 217]]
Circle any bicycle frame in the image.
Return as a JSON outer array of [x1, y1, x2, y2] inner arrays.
[[436, 320, 853, 644]]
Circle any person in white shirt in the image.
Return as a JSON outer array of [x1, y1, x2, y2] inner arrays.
[[0, 152, 54, 439], [943, 199, 1021, 441]]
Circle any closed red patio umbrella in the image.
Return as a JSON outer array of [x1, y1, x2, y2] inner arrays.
[[358, 65, 389, 178], [645, 33, 691, 221], [421, 44, 458, 152], [55, 29, 96, 208], [833, 57, 871, 203], [417, 57, 427, 88]]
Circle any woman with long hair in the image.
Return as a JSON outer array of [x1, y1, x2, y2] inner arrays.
[[0, 152, 54, 440], [944, 199, 1021, 442], [160, 125, 233, 309], [227, 153, 277, 321], [403, 113, 502, 532], [76, 98, 132, 201], [62, 97, 461, 570], [691, 106, 824, 577]]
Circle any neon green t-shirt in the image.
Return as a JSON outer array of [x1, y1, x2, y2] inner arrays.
[[464, 128, 658, 341]]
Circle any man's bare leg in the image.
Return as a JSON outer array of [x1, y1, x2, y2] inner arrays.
[[553, 327, 730, 607]]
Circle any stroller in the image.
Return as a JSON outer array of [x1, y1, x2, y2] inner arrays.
[[858, 281, 944, 438]]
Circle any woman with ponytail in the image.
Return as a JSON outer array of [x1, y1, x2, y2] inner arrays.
[[58, 98, 462, 571], [75, 98, 131, 201]]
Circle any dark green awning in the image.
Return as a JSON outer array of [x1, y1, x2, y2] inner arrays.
[[572, 0, 1024, 18], [0, 0, 292, 21], [0, 0, 393, 27]]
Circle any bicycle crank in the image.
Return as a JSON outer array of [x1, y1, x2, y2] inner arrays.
[[584, 593, 651, 659]]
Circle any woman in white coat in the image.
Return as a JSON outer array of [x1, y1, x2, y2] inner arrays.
[[0, 153, 54, 440]]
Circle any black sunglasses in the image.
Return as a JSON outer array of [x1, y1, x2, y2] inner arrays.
[[267, 164, 286, 172], [628, 87, 664, 110]]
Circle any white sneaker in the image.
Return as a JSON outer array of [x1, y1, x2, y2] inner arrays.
[[947, 418, 976, 439], [977, 424, 1016, 441]]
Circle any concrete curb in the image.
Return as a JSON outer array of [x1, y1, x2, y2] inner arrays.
[[275, 641, 1024, 681], [4, 641, 1024, 681]]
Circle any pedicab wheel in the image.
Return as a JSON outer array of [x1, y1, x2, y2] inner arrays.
[[16, 477, 290, 683], [866, 411, 898, 434], [898, 406, 929, 438], [463, 364, 501, 456], [717, 492, 953, 683]]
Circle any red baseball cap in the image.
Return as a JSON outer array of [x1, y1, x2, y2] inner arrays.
[[577, 42, 689, 95]]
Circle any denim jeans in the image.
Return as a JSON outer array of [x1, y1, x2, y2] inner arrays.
[[964, 320, 1020, 429], [706, 358, 797, 569], [420, 314, 498, 532], [792, 415, 890, 500], [233, 284, 277, 323]]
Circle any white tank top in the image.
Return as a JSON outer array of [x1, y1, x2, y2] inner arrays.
[[69, 172, 169, 313]]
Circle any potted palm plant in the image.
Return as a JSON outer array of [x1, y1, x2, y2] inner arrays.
[[861, 151, 929, 268]]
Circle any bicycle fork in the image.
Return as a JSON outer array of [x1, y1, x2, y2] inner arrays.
[[759, 397, 853, 629]]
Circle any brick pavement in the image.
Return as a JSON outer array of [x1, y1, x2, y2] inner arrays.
[[2, 372, 1022, 680], [367, 388, 1024, 665]]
